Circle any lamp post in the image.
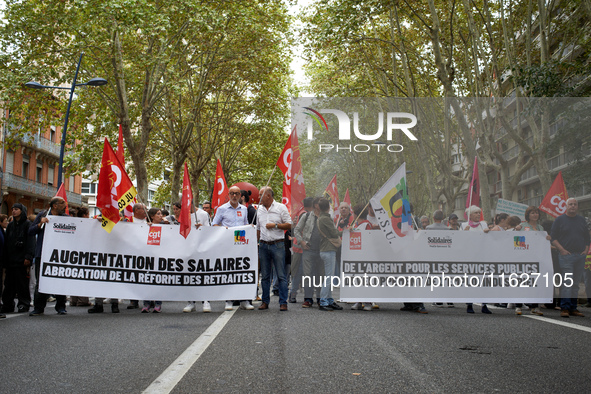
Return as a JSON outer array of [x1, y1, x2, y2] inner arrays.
[[25, 52, 107, 190]]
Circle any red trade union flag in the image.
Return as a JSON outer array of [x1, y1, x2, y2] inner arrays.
[[116, 124, 135, 222], [282, 181, 291, 212], [344, 188, 351, 206], [276, 126, 294, 185], [287, 127, 306, 218], [539, 171, 569, 218], [465, 156, 483, 221], [323, 174, 339, 218], [179, 163, 193, 239], [97, 138, 137, 233], [212, 159, 229, 214], [54, 183, 70, 215]]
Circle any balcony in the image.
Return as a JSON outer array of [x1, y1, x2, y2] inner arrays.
[[7, 126, 62, 157], [2, 173, 83, 205]]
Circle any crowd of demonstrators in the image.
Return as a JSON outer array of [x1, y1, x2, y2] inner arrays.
[[3, 188, 590, 319]]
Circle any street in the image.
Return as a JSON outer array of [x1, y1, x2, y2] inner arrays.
[[2, 293, 590, 393]]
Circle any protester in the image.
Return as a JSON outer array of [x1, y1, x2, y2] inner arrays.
[[317, 198, 343, 311], [29, 197, 69, 316], [294, 197, 324, 308], [550, 198, 590, 318], [1, 203, 35, 314], [127, 203, 147, 310], [460, 206, 489, 232], [212, 185, 254, 311], [257, 186, 291, 311], [448, 213, 460, 230], [142, 208, 164, 313], [289, 197, 313, 303], [426, 210, 454, 308]]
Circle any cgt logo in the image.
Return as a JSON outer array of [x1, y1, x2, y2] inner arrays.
[[147, 226, 161, 246], [513, 236, 529, 250], [304, 107, 417, 153], [350, 231, 362, 250], [234, 230, 249, 245]]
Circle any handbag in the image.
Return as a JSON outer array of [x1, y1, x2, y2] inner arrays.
[[318, 226, 342, 248]]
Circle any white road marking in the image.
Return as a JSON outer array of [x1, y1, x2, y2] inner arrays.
[[522, 314, 591, 333], [143, 308, 237, 394]]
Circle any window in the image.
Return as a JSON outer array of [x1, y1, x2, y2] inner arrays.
[[81, 182, 97, 195], [50, 126, 56, 142], [48, 166, 54, 186], [5, 151, 14, 173], [36, 164, 43, 183], [22, 155, 30, 179]]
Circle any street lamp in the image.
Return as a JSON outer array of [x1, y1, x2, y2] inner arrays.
[[25, 52, 107, 190]]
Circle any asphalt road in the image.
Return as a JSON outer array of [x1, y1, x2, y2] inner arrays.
[[2, 296, 591, 393]]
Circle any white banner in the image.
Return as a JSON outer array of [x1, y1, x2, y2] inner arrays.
[[339, 229, 554, 303], [495, 198, 528, 221], [39, 217, 258, 301]]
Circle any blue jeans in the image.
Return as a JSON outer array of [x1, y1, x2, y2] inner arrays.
[[558, 254, 585, 311], [319, 251, 336, 306], [260, 241, 288, 305]]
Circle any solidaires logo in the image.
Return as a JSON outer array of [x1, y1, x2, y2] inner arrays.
[[427, 236, 452, 248], [53, 223, 77, 233]]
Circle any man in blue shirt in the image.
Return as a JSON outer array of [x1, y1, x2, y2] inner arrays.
[[551, 198, 590, 317], [213, 185, 254, 311]]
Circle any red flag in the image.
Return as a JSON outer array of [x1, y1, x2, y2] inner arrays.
[[539, 171, 569, 218], [55, 183, 70, 215], [323, 174, 339, 218], [116, 124, 135, 222], [179, 163, 193, 238], [281, 181, 291, 212], [97, 138, 137, 232], [465, 156, 483, 221], [212, 159, 229, 214], [344, 188, 351, 206], [283, 126, 306, 217]]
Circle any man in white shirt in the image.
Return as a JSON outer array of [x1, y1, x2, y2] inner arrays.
[[257, 186, 291, 311]]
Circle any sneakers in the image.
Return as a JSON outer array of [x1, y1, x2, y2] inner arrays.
[[88, 305, 104, 314], [351, 302, 363, 310], [466, 305, 475, 314], [225, 301, 234, 311], [29, 309, 44, 316], [302, 301, 312, 308], [560, 309, 570, 318], [530, 308, 543, 316], [481, 305, 492, 314], [202, 301, 211, 313], [416, 307, 428, 314], [141, 307, 150, 313], [240, 301, 255, 310], [515, 307, 522, 315], [507, 303, 515, 309], [329, 302, 343, 310], [569, 309, 584, 317], [372, 303, 380, 309], [56, 309, 67, 315], [363, 304, 373, 311], [183, 302, 196, 313], [319, 305, 333, 311], [153, 305, 161, 313]]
